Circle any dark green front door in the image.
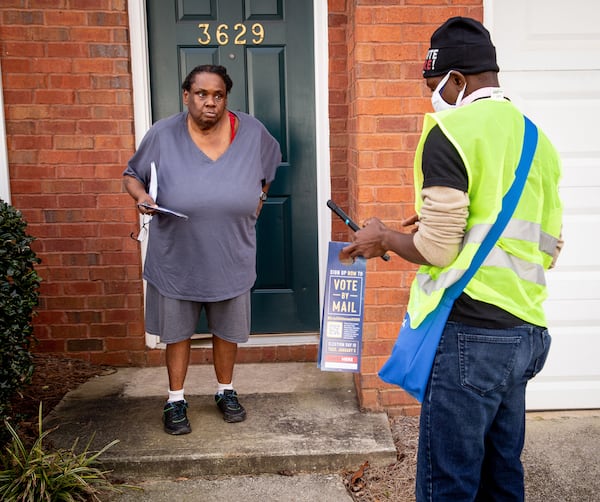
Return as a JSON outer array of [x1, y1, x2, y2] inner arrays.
[[146, 0, 319, 333]]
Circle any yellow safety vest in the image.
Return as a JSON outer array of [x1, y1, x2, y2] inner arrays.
[[407, 99, 563, 328]]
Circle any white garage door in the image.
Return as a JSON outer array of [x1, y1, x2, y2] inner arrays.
[[485, 0, 600, 409]]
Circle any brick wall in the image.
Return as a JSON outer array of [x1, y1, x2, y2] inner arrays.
[[327, 0, 352, 242], [0, 0, 145, 366], [340, 1, 483, 416]]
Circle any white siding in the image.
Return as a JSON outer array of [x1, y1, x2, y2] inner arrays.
[[486, 0, 600, 409]]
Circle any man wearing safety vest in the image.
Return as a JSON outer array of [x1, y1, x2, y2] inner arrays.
[[343, 17, 563, 502]]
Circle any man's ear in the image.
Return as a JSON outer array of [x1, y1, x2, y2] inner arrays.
[[451, 72, 466, 88]]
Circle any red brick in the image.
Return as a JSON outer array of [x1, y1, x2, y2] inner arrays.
[[95, 134, 133, 149], [3, 42, 46, 58], [380, 388, 420, 407], [65, 311, 103, 324], [30, 0, 68, 8], [31, 26, 71, 42], [87, 294, 127, 309], [356, 388, 381, 411], [43, 238, 86, 253], [79, 150, 121, 164], [6, 105, 51, 120], [33, 338, 66, 353], [91, 323, 128, 338], [36, 120, 77, 134], [1, 58, 31, 73], [55, 135, 94, 150], [32, 58, 73, 73], [62, 256, 100, 271], [72, 58, 113, 73], [105, 337, 146, 351], [105, 302, 142, 323], [373, 6, 422, 24], [70, 27, 113, 42], [44, 11, 87, 26], [12, 194, 56, 208], [41, 180, 82, 193], [50, 74, 92, 89], [67, 338, 104, 352], [10, 134, 53, 150], [48, 324, 89, 338], [189, 349, 213, 365], [145, 349, 165, 367], [82, 179, 122, 193], [57, 194, 96, 208], [46, 43, 89, 58], [89, 351, 140, 366], [44, 266, 90, 281]]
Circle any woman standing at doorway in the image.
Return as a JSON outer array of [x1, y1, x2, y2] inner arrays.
[[123, 65, 281, 435]]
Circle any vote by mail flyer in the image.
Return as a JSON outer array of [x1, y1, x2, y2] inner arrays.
[[318, 241, 366, 372]]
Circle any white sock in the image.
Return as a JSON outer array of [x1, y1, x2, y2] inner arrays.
[[167, 388, 185, 403], [216, 382, 234, 395]]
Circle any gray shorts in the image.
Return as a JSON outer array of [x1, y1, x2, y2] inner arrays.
[[145, 283, 251, 345]]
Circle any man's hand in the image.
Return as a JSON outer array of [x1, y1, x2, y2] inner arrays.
[[402, 214, 420, 232], [342, 215, 429, 265], [342, 217, 389, 260]]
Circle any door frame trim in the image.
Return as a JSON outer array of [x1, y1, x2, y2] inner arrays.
[[127, 0, 330, 348], [0, 60, 12, 204]]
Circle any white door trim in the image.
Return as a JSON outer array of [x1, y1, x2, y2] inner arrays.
[[0, 60, 11, 204], [127, 1, 330, 347]]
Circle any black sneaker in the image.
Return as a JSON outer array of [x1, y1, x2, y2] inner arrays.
[[215, 389, 247, 423], [163, 400, 191, 435]]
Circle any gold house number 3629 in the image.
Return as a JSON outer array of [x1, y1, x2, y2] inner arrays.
[[197, 23, 265, 45]]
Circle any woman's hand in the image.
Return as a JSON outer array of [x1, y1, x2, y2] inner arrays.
[[123, 176, 157, 215], [136, 196, 158, 215]]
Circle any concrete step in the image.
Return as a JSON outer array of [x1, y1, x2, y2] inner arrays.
[[46, 363, 397, 478]]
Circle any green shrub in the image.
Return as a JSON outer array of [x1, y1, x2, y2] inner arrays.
[[0, 404, 122, 502], [0, 199, 42, 442]]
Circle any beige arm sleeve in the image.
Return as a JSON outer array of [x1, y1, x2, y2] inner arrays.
[[550, 230, 564, 269], [413, 186, 469, 268]]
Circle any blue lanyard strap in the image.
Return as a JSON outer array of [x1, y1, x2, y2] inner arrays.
[[446, 116, 539, 300]]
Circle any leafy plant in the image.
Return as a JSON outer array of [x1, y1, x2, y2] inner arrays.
[[0, 404, 122, 501], [0, 199, 41, 443]]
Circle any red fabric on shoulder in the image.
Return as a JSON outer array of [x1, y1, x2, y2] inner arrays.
[[229, 112, 236, 144]]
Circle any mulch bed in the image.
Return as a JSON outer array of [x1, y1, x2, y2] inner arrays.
[[7, 353, 108, 443]]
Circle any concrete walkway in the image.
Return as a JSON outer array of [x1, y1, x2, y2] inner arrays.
[[46, 363, 396, 500], [523, 410, 600, 502], [45, 363, 600, 502]]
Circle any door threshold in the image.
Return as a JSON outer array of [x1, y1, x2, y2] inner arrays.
[[190, 332, 320, 348]]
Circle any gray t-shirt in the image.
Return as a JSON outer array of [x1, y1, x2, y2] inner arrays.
[[124, 111, 281, 302]]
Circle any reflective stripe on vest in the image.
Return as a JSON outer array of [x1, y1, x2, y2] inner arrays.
[[407, 98, 562, 328], [415, 218, 558, 295]]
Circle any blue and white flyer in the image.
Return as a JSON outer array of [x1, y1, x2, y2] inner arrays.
[[318, 241, 367, 372]]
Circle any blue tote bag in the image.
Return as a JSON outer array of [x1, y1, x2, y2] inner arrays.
[[378, 116, 538, 402]]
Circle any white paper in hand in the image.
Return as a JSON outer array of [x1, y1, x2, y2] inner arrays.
[[149, 161, 158, 200], [138, 202, 188, 219]]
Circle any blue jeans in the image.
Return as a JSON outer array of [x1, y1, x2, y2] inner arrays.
[[416, 321, 551, 502]]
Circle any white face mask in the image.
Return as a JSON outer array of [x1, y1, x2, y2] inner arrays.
[[431, 71, 466, 112]]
